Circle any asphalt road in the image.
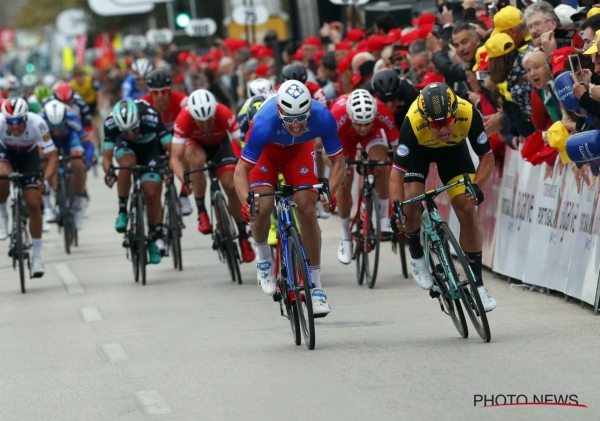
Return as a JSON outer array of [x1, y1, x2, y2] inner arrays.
[[0, 175, 598, 421]]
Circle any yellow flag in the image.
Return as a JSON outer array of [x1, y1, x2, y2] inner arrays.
[[62, 47, 75, 73]]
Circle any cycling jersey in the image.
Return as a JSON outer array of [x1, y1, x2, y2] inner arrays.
[[42, 109, 86, 156], [330, 94, 399, 159], [173, 103, 241, 147], [121, 74, 147, 100], [140, 91, 187, 132], [71, 75, 97, 105], [0, 112, 55, 154], [103, 100, 172, 150], [241, 97, 342, 165]]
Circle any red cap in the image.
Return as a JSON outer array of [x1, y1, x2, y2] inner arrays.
[[416, 72, 445, 89], [400, 29, 420, 46], [346, 28, 365, 43], [385, 28, 403, 45], [313, 50, 324, 66], [255, 63, 269, 77], [337, 55, 352, 73], [290, 48, 304, 61], [550, 46, 577, 76], [335, 40, 352, 51], [414, 13, 437, 26], [356, 40, 369, 52], [222, 38, 248, 53], [367, 34, 388, 52], [303, 36, 322, 48]]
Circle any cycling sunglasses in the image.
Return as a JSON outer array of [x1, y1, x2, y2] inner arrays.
[[6, 116, 25, 126], [150, 88, 170, 95], [427, 117, 455, 129], [120, 124, 140, 134], [279, 110, 310, 125]]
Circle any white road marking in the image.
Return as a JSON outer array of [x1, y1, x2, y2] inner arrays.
[[55, 263, 85, 294], [135, 390, 172, 415], [80, 306, 103, 322], [100, 344, 129, 362]]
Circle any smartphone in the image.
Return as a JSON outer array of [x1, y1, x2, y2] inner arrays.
[[569, 54, 583, 83], [476, 71, 488, 81]]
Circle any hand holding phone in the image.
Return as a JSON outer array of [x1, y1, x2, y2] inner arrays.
[[569, 54, 583, 84]]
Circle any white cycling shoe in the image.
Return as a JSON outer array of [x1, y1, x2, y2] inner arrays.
[[311, 288, 331, 316], [256, 260, 276, 296], [410, 256, 434, 290], [477, 286, 497, 312], [337, 240, 352, 265]]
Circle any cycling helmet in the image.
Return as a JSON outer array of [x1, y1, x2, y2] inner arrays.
[[5, 75, 20, 91], [247, 95, 266, 122], [21, 74, 38, 88], [281, 64, 308, 84], [34, 85, 53, 102], [53, 82, 74, 103], [277, 80, 311, 116], [346, 89, 377, 125], [371, 69, 401, 102], [43, 74, 57, 89], [146, 69, 172, 89], [132, 58, 154, 77], [112, 99, 140, 131], [2, 97, 29, 119], [187, 89, 217, 121], [417, 82, 458, 123], [44, 99, 67, 126], [246, 78, 274, 98]]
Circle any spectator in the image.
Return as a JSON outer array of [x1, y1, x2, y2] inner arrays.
[[408, 40, 435, 86], [524, 1, 560, 48], [492, 5, 532, 52]]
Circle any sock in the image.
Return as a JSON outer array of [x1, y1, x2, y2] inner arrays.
[[195, 196, 206, 213], [42, 193, 52, 210], [118, 196, 128, 214], [310, 265, 321, 289], [237, 222, 247, 239], [379, 198, 389, 217], [465, 251, 483, 286], [180, 183, 189, 197], [149, 224, 163, 241], [407, 229, 424, 259], [0, 203, 6, 216], [255, 241, 271, 262], [340, 217, 351, 240], [32, 238, 42, 258], [74, 195, 86, 210]]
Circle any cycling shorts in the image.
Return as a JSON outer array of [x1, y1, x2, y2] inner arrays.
[[249, 142, 318, 189]]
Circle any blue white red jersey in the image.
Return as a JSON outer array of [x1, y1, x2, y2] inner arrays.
[[122, 75, 147, 100], [41, 109, 86, 146]]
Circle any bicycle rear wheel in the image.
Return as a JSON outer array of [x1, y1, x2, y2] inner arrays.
[[287, 227, 315, 350], [56, 177, 72, 255], [352, 204, 365, 286], [135, 193, 147, 285], [364, 190, 381, 289], [438, 223, 490, 342], [167, 187, 183, 271], [14, 200, 26, 293], [129, 203, 139, 283], [214, 193, 241, 284]]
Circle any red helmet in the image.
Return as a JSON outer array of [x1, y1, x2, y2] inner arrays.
[[53, 82, 74, 103]]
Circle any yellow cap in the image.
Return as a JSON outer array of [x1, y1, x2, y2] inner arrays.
[[485, 33, 515, 58], [583, 29, 600, 55], [472, 46, 487, 72], [547, 121, 571, 164], [588, 7, 600, 19], [491, 6, 525, 35]]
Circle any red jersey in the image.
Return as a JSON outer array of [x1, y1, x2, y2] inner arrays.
[[173, 103, 241, 146], [330, 94, 399, 158], [141, 91, 187, 131]]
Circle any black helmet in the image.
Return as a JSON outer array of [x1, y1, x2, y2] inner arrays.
[[371, 69, 401, 102], [417, 82, 458, 123], [146, 69, 172, 89], [281, 63, 308, 84], [247, 95, 266, 122]]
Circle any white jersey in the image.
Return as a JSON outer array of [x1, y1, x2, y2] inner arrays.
[[0, 112, 55, 154]]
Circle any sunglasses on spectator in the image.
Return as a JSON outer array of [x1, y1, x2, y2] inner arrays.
[[279, 110, 310, 124], [427, 117, 455, 129], [6, 117, 25, 126]]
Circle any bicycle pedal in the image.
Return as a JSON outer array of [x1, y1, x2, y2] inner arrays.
[[429, 287, 441, 299], [272, 291, 282, 302]]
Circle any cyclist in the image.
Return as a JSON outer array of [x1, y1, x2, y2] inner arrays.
[[331, 89, 399, 264], [0, 98, 58, 277], [41, 99, 88, 230], [122, 58, 153, 100], [102, 99, 171, 264], [170, 89, 255, 264], [234, 79, 344, 316], [141, 69, 191, 215], [236, 78, 276, 156], [371, 69, 419, 130], [389, 82, 496, 311]]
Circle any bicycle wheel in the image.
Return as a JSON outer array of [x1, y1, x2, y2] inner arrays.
[[214, 193, 241, 284], [352, 204, 365, 286], [287, 227, 315, 350], [363, 189, 381, 289], [167, 187, 183, 271], [276, 242, 301, 346], [392, 233, 409, 279], [14, 200, 26, 293], [129, 203, 139, 283], [438, 223, 491, 342], [427, 239, 468, 338], [135, 193, 147, 285], [56, 177, 72, 255]]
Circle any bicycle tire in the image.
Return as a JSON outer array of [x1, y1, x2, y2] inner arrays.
[[287, 226, 315, 350], [14, 199, 26, 293], [427, 237, 468, 338], [135, 192, 147, 285], [396, 234, 409, 279], [56, 175, 72, 255], [277, 240, 301, 345], [438, 223, 491, 342], [352, 201, 365, 286], [364, 189, 381, 289], [167, 187, 183, 271], [129, 202, 139, 283], [214, 193, 241, 284]]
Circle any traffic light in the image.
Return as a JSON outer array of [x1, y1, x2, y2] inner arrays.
[[174, 0, 192, 29]]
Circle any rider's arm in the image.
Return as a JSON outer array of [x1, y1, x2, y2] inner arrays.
[[36, 121, 58, 182], [170, 112, 189, 183], [316, 106, 344, 194], [234, 160, 254, 204], [389, 118, 418, 203], [467, 107, 495, 186], [102, 118, 117, 174]]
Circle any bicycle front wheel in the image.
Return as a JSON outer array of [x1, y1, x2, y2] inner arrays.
[[135, 193, 147, 285], [214, 193, 241, 284], [14, 201, 26, 293], [276, 241, 301, 346], [438, 223, 490, 342], [287, 227, 315, 350], [363, 190, 381, 289], [167, 187, 183, 271]]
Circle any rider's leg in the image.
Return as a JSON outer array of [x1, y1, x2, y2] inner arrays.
[[368, 144, 391, 221], [0, 161, 12, 240]]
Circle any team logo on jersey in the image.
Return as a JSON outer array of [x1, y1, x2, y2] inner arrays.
[[260, 165, 269, 173], [299, 166, 309, 175], [476, 132, 488, 145], [396, 144, 410, 157], [285, 83, 305, 99]]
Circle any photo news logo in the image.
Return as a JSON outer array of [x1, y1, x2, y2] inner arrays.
[[474, 394, 588, 409]]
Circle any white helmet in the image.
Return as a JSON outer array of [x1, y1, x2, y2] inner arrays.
[[187, 89, 217, 121], [346, 89, 377, 125], [44, 99, 67, 126], [247, 78, 274, 98], [132, 58, 154, 77], [1, 97, 29, 119], [277, 80, 311, 116]]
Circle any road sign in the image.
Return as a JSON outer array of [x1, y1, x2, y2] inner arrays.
[[88, 0, 154, 16], [146, 28, 174, 45], [185, 18, 217, 37], [231, 5, 269, 26], [329, 0, 369, 5], [123, 35, 148, 51], [56, 9, 88, 37]]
